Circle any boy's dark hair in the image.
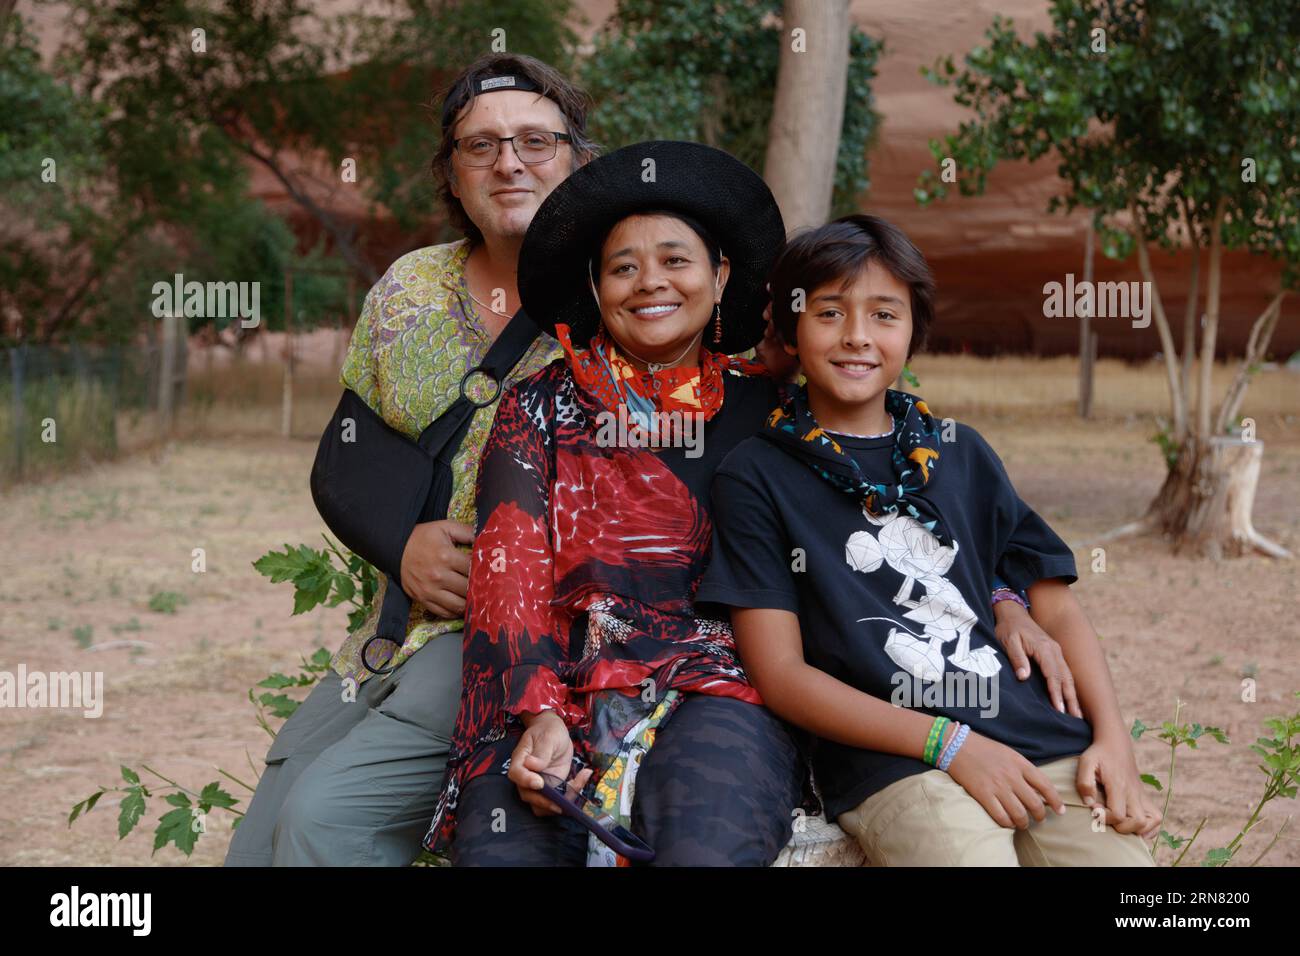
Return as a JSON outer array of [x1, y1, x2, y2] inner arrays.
[[768, 214, 935, 359], [433, 53, 600, 244]]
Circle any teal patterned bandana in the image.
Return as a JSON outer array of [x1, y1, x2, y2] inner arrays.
[[759, 383, 953, 547]]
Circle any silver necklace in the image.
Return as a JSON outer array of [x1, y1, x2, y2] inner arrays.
[[618, 330, 704, 374], [463, 283, 513, 317], [463, 250, 515, 317], [827, 424, 895, 439]]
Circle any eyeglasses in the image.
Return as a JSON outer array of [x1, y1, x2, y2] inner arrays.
[[452, 129, 572, 167]]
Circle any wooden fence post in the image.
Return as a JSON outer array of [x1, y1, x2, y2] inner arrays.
[[281, 269, 294, 438], [9, 345, 25, 479], [1079, 221, 1096, 419], [159, 310, 178, 434], [174, 312, 188, 411]]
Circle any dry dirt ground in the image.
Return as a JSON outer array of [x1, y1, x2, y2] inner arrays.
[[1, 403, 1298, 867]]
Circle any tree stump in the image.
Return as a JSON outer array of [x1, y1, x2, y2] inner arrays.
[[1149, 436, 1291, 559]]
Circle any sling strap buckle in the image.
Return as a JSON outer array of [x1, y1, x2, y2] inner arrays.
[[459, 366, 502, 409]]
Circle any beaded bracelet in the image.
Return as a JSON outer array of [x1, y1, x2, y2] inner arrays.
[[938, 723, 971, 772], [991, 588, 1030, 611], [923, 716, 952, 766], [935, 723, 967, 770]]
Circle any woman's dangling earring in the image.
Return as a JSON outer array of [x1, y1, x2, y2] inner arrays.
[[712, 303, 722, 345]]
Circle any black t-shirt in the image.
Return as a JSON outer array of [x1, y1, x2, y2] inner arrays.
[[650, 370, 781, 514], [695, 420, 1093, 820]]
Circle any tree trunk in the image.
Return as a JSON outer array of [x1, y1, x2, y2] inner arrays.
[[1146, 436, 1291, 559], [1215, 290, 1287, 435], [1196, 198, 1227, 439], [226, 134, 380, 287], [763, 0, 852, 233], [1177, 196, 1200, 429], [0, 0, 19, 44], [1131, 215, 1187, 438], [1109, 204, 1290, 562], [1078, 220, 1095, 418], [282, 269, 295, 439]]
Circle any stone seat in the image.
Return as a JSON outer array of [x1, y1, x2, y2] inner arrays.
[[771, 813, 868, 867]]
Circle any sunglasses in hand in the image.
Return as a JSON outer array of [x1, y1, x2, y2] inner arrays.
[[537, 771, 656, 863]]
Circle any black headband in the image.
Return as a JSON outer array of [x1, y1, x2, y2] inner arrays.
[[440, 74, 545, 128]]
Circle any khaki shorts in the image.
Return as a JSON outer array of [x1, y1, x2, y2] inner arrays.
[[836, 755, 1156, 866]]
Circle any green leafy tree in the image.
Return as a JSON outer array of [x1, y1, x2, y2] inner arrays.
[[578, 0, 880, 217], [0, 13, 114, 342], [344, 0, 579, 240], [61, 0, 579, 278], [916, 0, 1298, 558], [62, 0, 379, 286], [17, 0, 574, 342], [1, 7, 346, 344]]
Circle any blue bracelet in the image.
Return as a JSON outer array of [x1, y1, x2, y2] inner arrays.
[[936, 723, 963, 770], [935, 722, 960, 768], [938, 723, 970, 772]]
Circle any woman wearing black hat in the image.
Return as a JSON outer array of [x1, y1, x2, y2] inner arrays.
[[422, 141, 805, 866]]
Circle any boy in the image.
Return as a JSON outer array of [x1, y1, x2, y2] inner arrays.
[[696, 215, 1160, 866]]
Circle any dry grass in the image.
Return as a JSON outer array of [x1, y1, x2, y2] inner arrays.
[[907, 353, 1297, 425], [8, 352, 1294, 491], [0, 358, 343, 490], [0, 377, 119, 486], [175, 356, 341, 440]]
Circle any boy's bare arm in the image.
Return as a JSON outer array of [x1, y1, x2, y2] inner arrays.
[[1023, 578, 1161, 837], [991, 597, 1083, 717], [732, 606, 1068, 827], [1022, 579, 1127, 741], [732, 607, 941, 755]]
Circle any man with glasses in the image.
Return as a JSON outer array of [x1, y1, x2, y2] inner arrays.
[[225, 53, 598, 866]]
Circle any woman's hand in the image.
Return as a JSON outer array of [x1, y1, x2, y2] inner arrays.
[[1077, 735, 1163, 840], [946, 730, 1067, 829], [992, 598, 1083, 718], [508, 711, 591, 816], [755, 304, 800, 382]]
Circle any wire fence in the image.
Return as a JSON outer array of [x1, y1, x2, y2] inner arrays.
[[4, 333, 1294, 489], [0, 340, 183, 486]]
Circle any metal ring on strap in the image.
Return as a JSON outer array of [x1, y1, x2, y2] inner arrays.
[[459, 366, 502, 408], [360, 633, 403, 676]]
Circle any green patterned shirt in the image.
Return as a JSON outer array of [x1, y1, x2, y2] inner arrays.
[[329, 239, 562, 685]]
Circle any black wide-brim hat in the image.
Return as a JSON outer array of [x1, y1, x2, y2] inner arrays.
[[518, 140, 786, 355]]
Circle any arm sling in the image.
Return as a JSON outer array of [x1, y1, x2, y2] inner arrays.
[[309, 310, 542, 675]]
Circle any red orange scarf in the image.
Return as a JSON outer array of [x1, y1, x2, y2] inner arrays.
[[555, 322, 769, 422]]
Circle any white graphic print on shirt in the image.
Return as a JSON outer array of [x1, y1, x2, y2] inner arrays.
[[845, 508, 1002, 683]]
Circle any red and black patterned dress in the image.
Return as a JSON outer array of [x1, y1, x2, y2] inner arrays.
[[422, 354, 783, 853]]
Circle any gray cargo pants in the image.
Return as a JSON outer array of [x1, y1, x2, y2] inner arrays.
[[223, 630, 461, 866]]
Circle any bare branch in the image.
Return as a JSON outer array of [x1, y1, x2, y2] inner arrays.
[[1130, 205, 1187, 439], [1196, 197, 1228, 440], [42, 265, 101, 342], [218, 127, 379, 287], [0, 0, 18, 45], [1215, 290, 1287, 435], [1177, 192, 1200, 441]]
